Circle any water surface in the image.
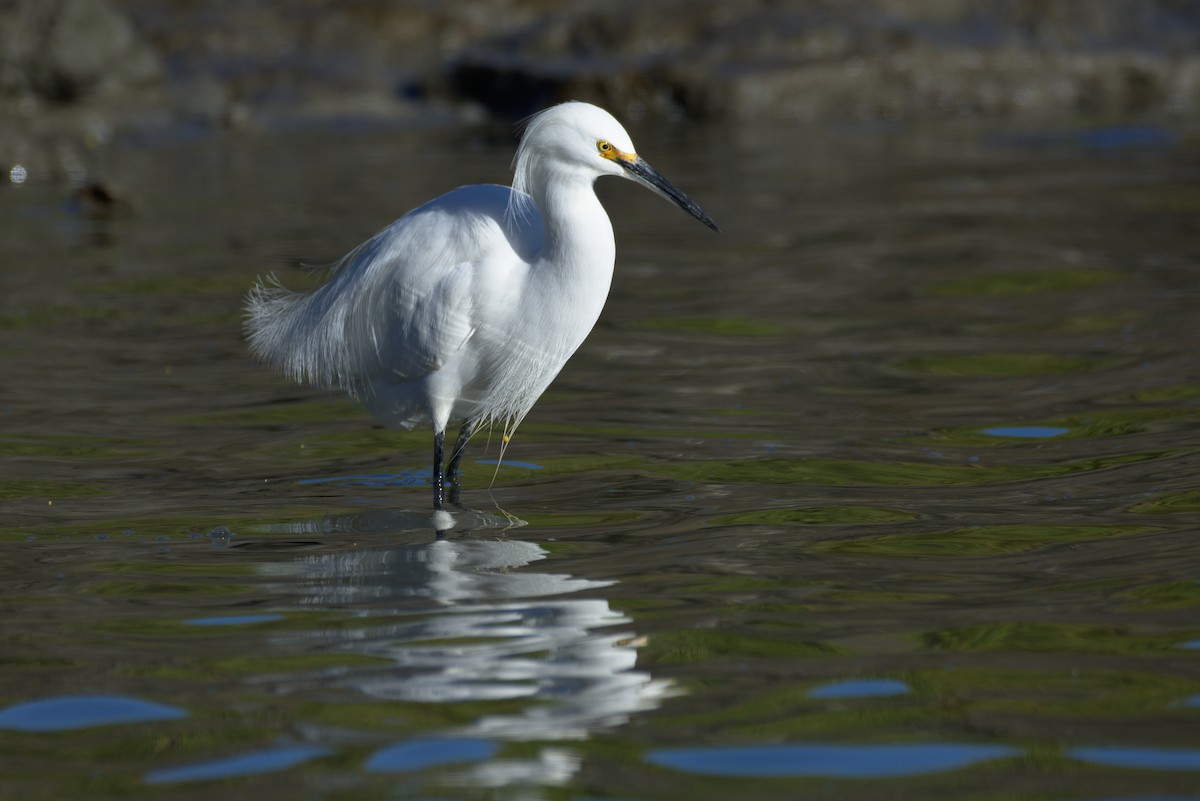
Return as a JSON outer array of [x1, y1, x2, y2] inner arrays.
[[1, 116, 1198, 799]]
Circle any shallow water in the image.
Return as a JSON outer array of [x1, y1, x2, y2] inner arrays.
[[2, 116, 1199, 800]]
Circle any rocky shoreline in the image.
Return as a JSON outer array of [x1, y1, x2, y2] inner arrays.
[[3, 0, 1198, 183]]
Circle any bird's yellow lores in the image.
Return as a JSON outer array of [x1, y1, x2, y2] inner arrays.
[[246, 101, 718, 509]]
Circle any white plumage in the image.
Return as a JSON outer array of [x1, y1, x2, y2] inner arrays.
[[246, 101, 718, 508]]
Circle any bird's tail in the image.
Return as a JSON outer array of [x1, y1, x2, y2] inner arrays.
[[244, 275, 356, 393]]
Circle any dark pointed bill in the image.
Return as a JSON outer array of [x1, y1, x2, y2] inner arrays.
[[619, 156, 720, 232]]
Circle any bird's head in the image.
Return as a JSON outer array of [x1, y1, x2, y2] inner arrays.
[[513, 101, 719, 232]]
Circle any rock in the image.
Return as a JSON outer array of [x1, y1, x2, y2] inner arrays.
[[447, 0, 1200, 121], [0, 0, 165, 186], [5, 0, 1200, 187], [0, 0, 163, 102], [67, 181, 133, 218]]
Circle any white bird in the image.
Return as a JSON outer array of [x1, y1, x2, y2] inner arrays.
[[245, 101, 718, 509]]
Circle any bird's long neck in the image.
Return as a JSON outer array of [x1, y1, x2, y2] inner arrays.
[[523, 173, 617, 347], [532, 175, 616, 283]]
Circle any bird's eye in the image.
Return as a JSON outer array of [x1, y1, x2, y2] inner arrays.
[[597, 140, 613, 154]]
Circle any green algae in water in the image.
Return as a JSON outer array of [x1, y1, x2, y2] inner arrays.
[[299, 697, 535, 733], [677, 577, 811, 594], [517, 419, 758, 440], [0, 510, 321, 543], [1128, 384, 1200, 403], [929, 268, 1122, 296], [84, 273, 252, 297], [121, 652, 392, 682], [921, 622, 1192, 655], [1129, 489, 1200, 514], [641, 630, 850, 666], [0, 434, 157, 460], [173, 399, 367, 427], [714, 506, 921, 526], [816, 524, 1160, 558], [1116, 580, 1200, 611], [0, 480, 108, 500], [657, 450, 1168, 487], [924, 407, 1197, 446], [669, 700, 930, 742], [92, 561, 256, 577], [85, 580, 253, 598], [1010, 311, 1140, 335], [654, 665, 1200, 742], [0, 304, 130, 330], [629, 316, 789, 336], [494, 453, 646, 477], [519, 509, 643, 527], [898, 352, 1114, 378], [266, 429, 427, 461], [1130, 183, 1200, 214]]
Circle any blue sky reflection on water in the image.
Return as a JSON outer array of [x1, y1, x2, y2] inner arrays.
[[145, 745, 332, 785], [646, 743, 1021, 778], [182, 613, 285, 626], [0, 695, 187, 732], [1067, 747, 1200, 772], [805, 678, 911, 699], [980, 426, 1071, 438]]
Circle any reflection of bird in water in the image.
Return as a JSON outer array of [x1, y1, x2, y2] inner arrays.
[[258, 507, 673, 768], [246, 101, 718, 508]]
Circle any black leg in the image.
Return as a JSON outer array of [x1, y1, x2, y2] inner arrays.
[[446, 420, 475, 504], [432, 429, 445, 510]]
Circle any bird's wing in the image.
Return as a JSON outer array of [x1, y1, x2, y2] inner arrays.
[[353, 249, 476, 380], [246, 184, 533, 393], [337, 187, 524, 386]]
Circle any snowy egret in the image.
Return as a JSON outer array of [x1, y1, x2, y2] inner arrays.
[[246, 101, 718, 509]]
